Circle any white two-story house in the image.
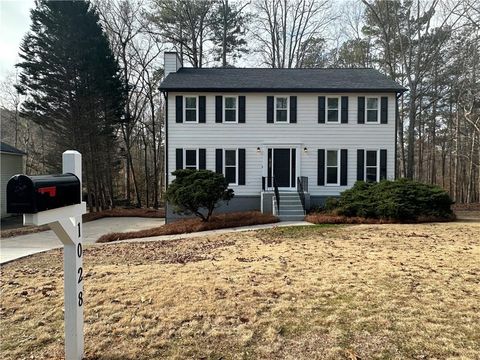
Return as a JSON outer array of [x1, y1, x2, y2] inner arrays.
[[159, 52, 406, 222]]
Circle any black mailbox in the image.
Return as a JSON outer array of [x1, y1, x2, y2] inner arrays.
[[7, 173, 81, 214]]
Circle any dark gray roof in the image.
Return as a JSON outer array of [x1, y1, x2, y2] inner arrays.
[[0, 142, 26, 155], [160, 67, 406, 93]]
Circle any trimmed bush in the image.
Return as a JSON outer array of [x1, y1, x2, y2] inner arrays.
[[324, 197, 340, 212], [166, 169, 234, 221], [329, 179, 454, 221]]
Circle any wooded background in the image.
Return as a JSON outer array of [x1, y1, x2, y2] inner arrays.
[[1, 0, 479, 209]]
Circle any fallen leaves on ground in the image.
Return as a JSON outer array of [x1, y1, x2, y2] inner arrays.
[[1, 221, 479, 360]]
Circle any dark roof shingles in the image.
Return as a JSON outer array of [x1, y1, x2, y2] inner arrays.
[[0, 142, 26, 155], [160, 68, 406, 92]]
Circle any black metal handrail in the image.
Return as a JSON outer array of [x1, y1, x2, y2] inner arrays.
[[297, 176, 308, 212]]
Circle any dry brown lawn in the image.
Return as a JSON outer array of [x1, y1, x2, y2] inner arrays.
[[1, 220, 479, 360]]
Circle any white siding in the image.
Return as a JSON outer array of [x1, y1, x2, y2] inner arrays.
[[1, 153, 25, 217], [164, 53, 182, 77], [167, 92, 396, 196]]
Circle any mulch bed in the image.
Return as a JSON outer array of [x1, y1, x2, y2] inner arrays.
[[82, 207, 165, 222], [305, 213, 395, 224], [305, 212, 456, 225], [97, 211, 279, 243], [0, 207, 165, 238], [453, 203, 480, 211]]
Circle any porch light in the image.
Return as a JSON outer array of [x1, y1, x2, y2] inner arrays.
[[304, 147, 308, 153], [257, 147, 261, 153]]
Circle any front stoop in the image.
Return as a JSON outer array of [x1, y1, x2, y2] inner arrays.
[[274, 192, 306, 221]]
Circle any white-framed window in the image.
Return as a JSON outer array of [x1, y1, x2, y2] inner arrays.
[[326, 149, 340, 185], [184, 149, 198, 170], [184, 96, 198, 122], [224, 96, 238, 123], [224, 149, 238, 185], [365, 149, 379, 182], [366, 97, 380, 123], [327, 97, 340, 123], [275, 96, 289, 123]]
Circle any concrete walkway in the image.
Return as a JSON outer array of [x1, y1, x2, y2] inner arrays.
[[109, 221, 314, 245], [0, 217, 165, 264]]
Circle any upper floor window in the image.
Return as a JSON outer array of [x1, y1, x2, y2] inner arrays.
[[185, 149, 198, 170], [365, 150, 378, 181], [326, 150, 339, 185], [366, 97, 379, 123], [224, 96, 237, 122], [275, 96, 288, 122], [185, 96, 198, 122], [327, 97, 340, 123], [224, 149, 237, 184]]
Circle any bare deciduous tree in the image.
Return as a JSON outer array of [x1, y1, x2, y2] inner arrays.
[[0, 71, 23, 147], [253, 0, 334, 68]]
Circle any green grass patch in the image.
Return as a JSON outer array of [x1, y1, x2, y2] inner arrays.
[[257, 224, 339, 237]]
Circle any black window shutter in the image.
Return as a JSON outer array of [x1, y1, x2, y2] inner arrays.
[[239, 96, 246, 123], [318, 96, 326, 123], [357, 97, 365, 124], [380, 149, 387, 180], [357, 149, 365, 181], [238, 148, 246, 185], [341, 96, 349, 124], [176, 96, 183, 123], [290, 96, 297, 123], [215, 96, 222, 123], [340, 149, 348, 185], [199, 148, 206, 169], [267, 96, 274, 123], [215, 149, 223, 174], [318, 149, 325, 186], [199, 96, 206, 123], [176, 148, 183, 170], [381, 97, 388, 124]]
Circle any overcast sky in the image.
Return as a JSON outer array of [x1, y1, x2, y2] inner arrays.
[[0, 0, 353, 80], [0, 0, 35, 81]]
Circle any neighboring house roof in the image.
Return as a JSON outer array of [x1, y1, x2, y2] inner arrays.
[[160, 68, 407, 93], [0, 142, 26, 156]]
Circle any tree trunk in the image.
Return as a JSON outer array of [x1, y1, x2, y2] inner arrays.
[[222, 0, 228, 66], [142, 128, 150, 208], [454, 107, 460, 202], [466, 133, 476, 203], [406, 87, 416, 179], [150, 92, 159, 209], [128, 147, 142, 208]]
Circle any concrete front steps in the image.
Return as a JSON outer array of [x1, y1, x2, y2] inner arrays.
[[274, 192, 306, 221]]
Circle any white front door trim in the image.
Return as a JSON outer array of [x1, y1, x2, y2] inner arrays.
[[261, 143, 302, 191]]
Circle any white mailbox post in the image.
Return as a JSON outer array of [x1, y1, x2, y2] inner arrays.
[[23, 150, 86, 360]]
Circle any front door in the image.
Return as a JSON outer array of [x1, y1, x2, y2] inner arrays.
[[268, 148, 296, 189]]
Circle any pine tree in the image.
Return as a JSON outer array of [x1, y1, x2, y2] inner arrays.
[[210, 0, 250, 67], [16, 0, 126, 210], [148, 0, 214, 68]]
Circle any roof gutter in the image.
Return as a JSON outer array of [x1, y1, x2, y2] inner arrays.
[[158, 87, 408, 93]]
